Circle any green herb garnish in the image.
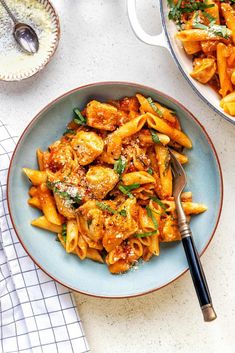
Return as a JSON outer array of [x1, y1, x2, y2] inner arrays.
[[168, 0, 183, 25], [96, 202, 117, 214], [147, 97, 163, 117], [63, 129, 76, 136], [147, 167, 153, 175], [167, 0, 215, 27], [150, 129, 161, 144], [146, 206, 159, 230], [62, 223, 67, 243], [193, 10, 230, 39], [181, 2, 214, 13], [87, 219, 92, 228], [114, 156, 126, 176], [73, 108, 87, 125], [96, 202, 127, 217], [135, 230, 158, 238], [119, 209, 127, 217], [46, 181, 82, 208], [118, 183, 140, 198], [150, 196, 167, 211], [202, 11, 216, 23]]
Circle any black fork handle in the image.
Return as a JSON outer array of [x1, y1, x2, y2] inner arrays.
[[182, 235, 217, 322]]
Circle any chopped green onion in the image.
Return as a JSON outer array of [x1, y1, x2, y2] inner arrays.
[[73, 108, 87, 125], [135, 230, 157, 238], [114, 156, 126, 176], [202, 11, 216, 23], [119, 209, 127, 217], [96, 202, 127, 217], [63, 129, 76, 136], [146, 206, 158, 230], [62, 223, 67, 243], [150, 196, 167, 211], [118, 184, 140, 198], [147, 167, 153, 175], [150, 129, 161, 144], [96, 202, 117, 214], [147, 97, 163, 117]]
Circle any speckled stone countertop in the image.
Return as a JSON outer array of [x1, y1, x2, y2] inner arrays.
[[1, 1, 235, 352]]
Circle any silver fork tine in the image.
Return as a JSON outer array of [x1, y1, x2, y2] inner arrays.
[[169, 148, 216, 322], [169, 149, 186, 178]]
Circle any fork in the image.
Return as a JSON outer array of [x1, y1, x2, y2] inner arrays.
[[169, 149, 217, 322]]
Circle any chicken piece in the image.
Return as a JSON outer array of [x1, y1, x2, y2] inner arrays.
[[77, 200, 104, 241], [86, 100, 119, 131], [54, 193, 76, 219], [70, 131, 104, 165], [159, 216, 181, 242], [190, 58, 216, 84], [45, 141, 76, 173], [102, 198, 138, 252], [52, 182, 85, 219], [119, 96, 140, 112], [86, 166, 119, 199]]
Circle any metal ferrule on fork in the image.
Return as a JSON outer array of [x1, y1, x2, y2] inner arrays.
[[178, 218, 192, 239]]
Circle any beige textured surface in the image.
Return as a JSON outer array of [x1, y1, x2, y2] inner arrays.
[[0, 1, 235, 352]]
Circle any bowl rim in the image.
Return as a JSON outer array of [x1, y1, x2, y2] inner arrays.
[[0, 0, 60, 82], [159, 0, 235, 126], [7, 81, 224, 298]]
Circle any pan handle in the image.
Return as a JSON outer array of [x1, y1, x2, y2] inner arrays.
[[127, 0, 168, 49]]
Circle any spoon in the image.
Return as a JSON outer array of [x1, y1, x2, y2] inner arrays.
[[0, 0, 39, 54]]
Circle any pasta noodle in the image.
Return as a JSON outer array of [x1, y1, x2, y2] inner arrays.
[[24, 95, 206, 274], [168, 0, 235, 116]]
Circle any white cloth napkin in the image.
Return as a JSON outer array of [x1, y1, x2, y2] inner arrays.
[[0, 122, 90, 353]]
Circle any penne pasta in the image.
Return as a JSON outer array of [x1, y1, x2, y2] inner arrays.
[[86, 248, 104, 263], [138, 130, 170, 146], [74, 233, 87, 260], [161, 201, 207, 215], [114, 114, 147, 138], [148, 234, 160, 256], [28, 186, 38, 197], [205, 0, 220, 25], [136, 93, 176, 123], [122, 171, 155, 185], [31, 216, 62, 233], [147, 113, 192, 148], [66, 219, 79, 253], [170, 150, 188, 164], [155, 145, 172, 199], [217, 43, 233, 97], [221, 3, 235, 45], [37, 183, 63, 225], [37, 149, 44, 171], [28, 196, 42, 210], [109, 260, 130, 274], [176, 29, 231, 42], [183, 41, 201, 55], [23, 168, 47, 186]]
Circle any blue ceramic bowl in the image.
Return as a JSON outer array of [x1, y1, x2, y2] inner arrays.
[[7, 82, 223, 298]]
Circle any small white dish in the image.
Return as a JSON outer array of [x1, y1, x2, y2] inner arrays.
[[0, 0, 60, 81]]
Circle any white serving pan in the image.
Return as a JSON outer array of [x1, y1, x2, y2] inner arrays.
[[127, 0, 235, 125]]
